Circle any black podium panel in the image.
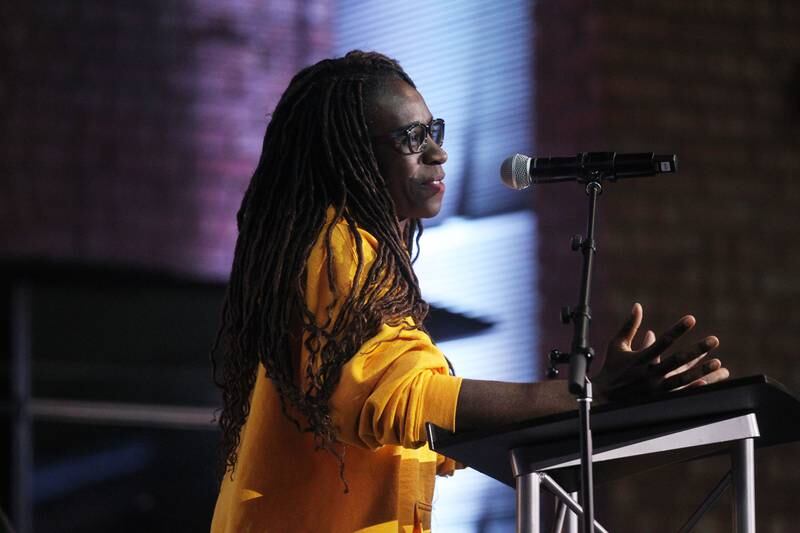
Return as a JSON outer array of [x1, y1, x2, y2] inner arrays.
[[428, 375, 800, 488]]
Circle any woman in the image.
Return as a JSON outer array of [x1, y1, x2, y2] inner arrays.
[[210, 51, 728, 533]]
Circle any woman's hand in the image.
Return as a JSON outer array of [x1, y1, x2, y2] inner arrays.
[[594, 303, 730, 403]]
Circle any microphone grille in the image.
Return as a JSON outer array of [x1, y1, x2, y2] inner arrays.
[[500, 153, 532, 190]]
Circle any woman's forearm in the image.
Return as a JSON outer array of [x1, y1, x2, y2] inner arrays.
[[455, 378, 578, 432]]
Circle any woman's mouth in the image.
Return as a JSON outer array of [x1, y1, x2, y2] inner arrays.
[[422, 177, 445, 194]]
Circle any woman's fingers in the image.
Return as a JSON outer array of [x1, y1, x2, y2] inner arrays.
[[638, 329, 656, 351], [661, 358, 726, 391], [602, 307, 730, 402], [700, 366, 730, 385], [653, 336, 719, 376], [611, 303, 644, 350], [637, 315, 696, 363], [683, 366, 731, 389]]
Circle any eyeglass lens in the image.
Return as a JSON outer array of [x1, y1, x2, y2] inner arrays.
[[408, 119, 445, 152]]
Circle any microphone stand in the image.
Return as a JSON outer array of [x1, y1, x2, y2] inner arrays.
[[547, 171, 604, 533]]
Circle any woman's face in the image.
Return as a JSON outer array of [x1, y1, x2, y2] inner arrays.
[[369, 79, 448, 221]]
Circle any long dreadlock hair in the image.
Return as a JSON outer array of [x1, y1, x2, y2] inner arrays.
[[211, 51, 431, 482]]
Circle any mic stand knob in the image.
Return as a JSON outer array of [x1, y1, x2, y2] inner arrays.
[[547, 349, 568, 379]]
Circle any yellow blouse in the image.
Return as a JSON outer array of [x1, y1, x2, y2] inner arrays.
[[211, 212, 463, 533]]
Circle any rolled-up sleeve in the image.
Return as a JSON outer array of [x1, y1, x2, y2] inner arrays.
[[330, 322, 462, 449]]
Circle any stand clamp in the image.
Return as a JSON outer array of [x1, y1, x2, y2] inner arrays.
[[546, 347, 595, 379]]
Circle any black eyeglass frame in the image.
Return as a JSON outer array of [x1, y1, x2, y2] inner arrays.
[[374, 118, 446, 154]]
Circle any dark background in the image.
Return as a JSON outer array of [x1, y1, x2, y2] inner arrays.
[[2, 1, 800, 531], [534, 2, 800, 531]]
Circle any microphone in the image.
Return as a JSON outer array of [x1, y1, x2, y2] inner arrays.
[[500, 152, 678, 190]]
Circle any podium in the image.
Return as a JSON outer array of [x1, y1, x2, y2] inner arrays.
[[427, 375, 800, 532]]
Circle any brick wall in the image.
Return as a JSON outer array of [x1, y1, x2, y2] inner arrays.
[[1, 0, 331, 279], [535, 1, 800, 531]]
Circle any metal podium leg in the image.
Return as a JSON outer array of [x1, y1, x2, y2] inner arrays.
[[551, 491, 579, 533], [517, 472, 541, 533], [539, 475, 608, 533], [567, 492, 579, 533], [732, 438, 756, 533]]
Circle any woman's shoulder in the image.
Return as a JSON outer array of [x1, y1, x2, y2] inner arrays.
[[306, 207, 380, 275], [321, 207, 380, 260], [304, 207, 381, 309]]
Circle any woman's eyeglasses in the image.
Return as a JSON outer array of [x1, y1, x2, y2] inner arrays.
[[374, 118, 445, 154]]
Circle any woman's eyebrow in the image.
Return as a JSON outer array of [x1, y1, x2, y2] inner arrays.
[[394, 116, 435, 131]]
